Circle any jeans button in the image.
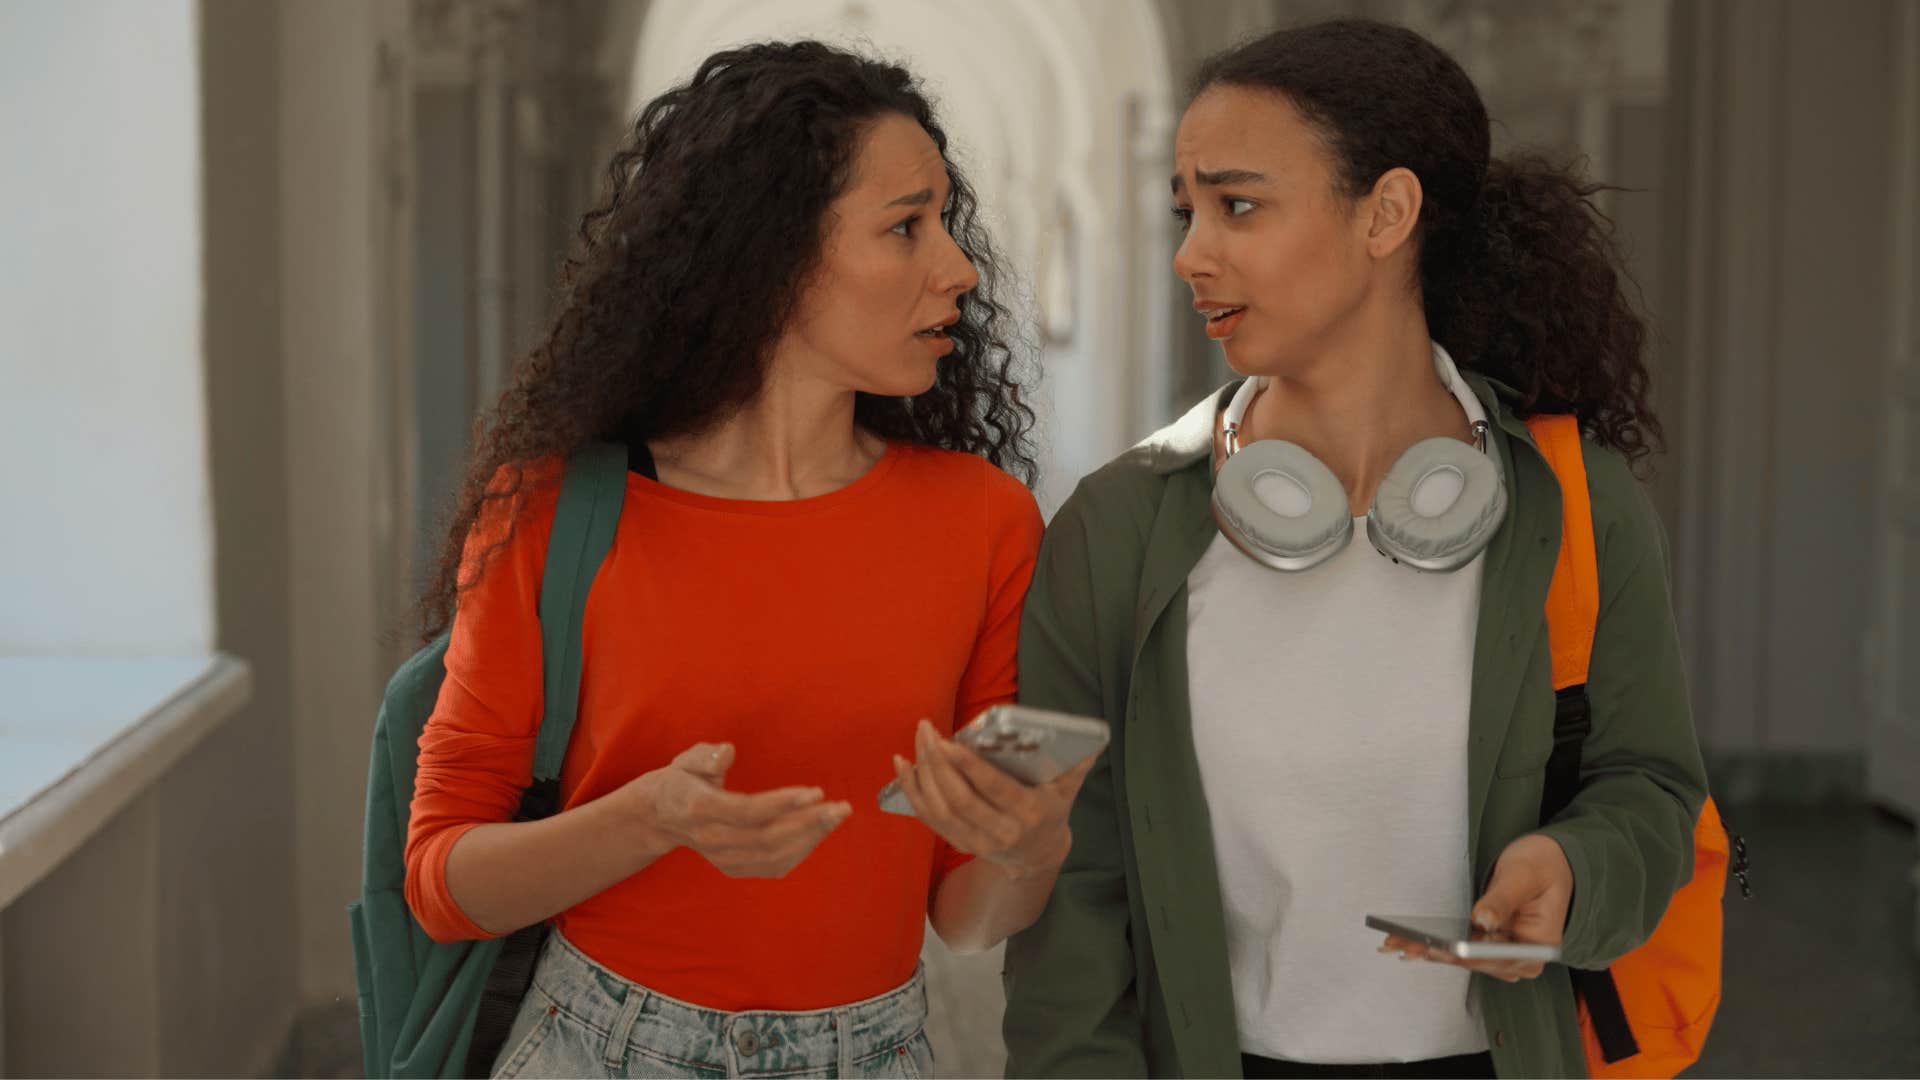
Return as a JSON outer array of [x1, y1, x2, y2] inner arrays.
[[737, 1029, 761, 1055]]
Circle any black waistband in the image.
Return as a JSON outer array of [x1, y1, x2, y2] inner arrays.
[[1240, 1050, 1496, 1079]]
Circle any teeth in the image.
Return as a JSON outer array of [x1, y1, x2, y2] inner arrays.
[[1207, 307, 1245, 322]]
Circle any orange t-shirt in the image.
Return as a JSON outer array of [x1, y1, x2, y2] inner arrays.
[[403, 442, 1043, 1011]]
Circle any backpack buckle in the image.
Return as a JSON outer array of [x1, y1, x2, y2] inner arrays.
[[516, 778, 561, 822]]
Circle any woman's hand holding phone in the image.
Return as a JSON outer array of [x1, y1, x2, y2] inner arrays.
[[1377, 833, 1574, 982], [623, 741, 852, 879], [891, 719, 1098, 879]]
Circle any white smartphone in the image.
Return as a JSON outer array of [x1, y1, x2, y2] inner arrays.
[[1365, 914, 1562, 962], [877, 704, 1110, 816]]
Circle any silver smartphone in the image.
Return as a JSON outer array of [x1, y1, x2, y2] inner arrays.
[[1365, 914, 1562, 962], [877, 704, 1110, 816]]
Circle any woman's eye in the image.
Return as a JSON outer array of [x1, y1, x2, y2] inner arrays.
[[1226, 198, 1255, 217], [891, 216, 916, 237], [1171, 206, 1192, 231]]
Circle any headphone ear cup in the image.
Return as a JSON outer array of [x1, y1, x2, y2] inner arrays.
[[1211, 440, 1353, 571], [1366, 436, 1507, 571]]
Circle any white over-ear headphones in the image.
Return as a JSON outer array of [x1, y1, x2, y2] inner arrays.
[[1209, 344, 1507, 573]]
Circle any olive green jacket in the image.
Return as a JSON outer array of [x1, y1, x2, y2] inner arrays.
[[1002, 375, 1708, 1079]]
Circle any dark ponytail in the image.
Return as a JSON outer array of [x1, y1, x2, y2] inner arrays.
[[1193, 18, 1662, 469]]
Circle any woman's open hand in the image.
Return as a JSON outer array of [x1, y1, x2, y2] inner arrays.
[[624, 742, 851, 878]]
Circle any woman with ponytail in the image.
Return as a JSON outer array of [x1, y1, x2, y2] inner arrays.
[[1004, 18, 1706, 1079], [403, 41, 1095, 1078]]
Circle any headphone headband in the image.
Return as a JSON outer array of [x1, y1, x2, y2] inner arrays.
[[1220, 375, 1265, 457], [1218, 349, 1491, 461]]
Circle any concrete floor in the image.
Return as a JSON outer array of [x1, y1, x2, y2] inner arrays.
[[297, 803, 1918, 1078], [1684, 804, 1920, 1078]]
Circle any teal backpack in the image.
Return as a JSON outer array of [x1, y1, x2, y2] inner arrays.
[[349, 443, 627, 1078]]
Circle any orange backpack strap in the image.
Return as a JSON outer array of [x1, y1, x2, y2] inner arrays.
[[1527, 413, 1599, 690], [1525, 414, 1645, 1066], [1525, 412, 1603, 845]]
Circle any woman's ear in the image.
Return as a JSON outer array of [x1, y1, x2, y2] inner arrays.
[[1363, 166, 1424, 261]]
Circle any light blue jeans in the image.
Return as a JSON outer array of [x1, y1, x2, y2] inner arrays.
[[490, 931, 936, 1079]]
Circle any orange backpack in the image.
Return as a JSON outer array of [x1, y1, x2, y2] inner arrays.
[[1526, 415, 1751, 1079]]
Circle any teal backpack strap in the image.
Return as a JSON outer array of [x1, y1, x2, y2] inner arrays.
[[462, 442, 628, 1077], [530, 441, 626, 789], [354, 440, 629, 1080]]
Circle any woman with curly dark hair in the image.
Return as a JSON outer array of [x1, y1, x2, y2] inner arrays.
[[1004, 18, 1708, 1079], [402, 41, 1094, 1079]]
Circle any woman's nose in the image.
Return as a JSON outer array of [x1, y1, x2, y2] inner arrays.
[[1173, 226, 1214, 283], [938, 235, 980, 296]]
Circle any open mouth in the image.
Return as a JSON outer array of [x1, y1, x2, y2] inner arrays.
[[915, 315, 959, 340], [1205, 306, 1246, 324]]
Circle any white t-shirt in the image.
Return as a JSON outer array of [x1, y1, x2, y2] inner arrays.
[[1185, 346, 1492, 1063]]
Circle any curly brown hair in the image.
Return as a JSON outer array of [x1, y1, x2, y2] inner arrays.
[[417, 41, 1037, 642], [1193, 18, 1663, 468]]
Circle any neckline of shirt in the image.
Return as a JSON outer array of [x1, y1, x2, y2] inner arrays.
[[625, 440, 905, 517]]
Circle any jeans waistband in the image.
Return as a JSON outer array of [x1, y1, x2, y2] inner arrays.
[[531, 929, 928, 1076]]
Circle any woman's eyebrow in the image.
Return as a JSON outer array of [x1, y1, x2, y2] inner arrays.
[[885, 187, 934, 209], [1170, 168, 1270, 195]]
